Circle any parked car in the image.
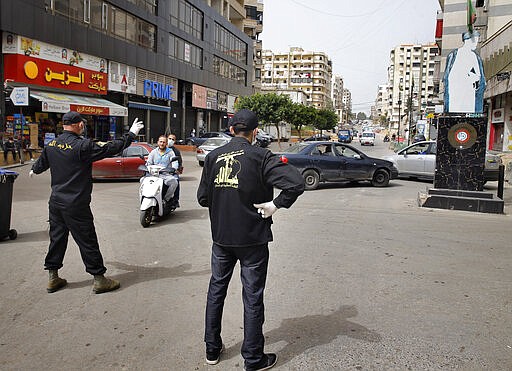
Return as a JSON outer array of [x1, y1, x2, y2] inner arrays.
[[337, 129, 352, 143], [258, 129, 276, 142], [360, 132, 375, 146], [196, 137, 231, 166], [92, 142, 154, 179], [303, 133, 332, 142], [255, 131, 271, 148], [383, 140, 502, 181], [279, 141, 398, 190], [185, 132, 231, 146]]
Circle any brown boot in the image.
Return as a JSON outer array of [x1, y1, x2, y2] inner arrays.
[[93, 275, 120, 294], [47, 270, 67, 293]]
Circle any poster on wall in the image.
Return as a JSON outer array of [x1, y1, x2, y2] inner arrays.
[[2, 33, 105, 72], [192, 84, 207, 109], [109, 61, 137, 94], [206, 88, 218, 110]]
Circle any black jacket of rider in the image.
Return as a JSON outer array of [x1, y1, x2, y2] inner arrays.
[[32, 131, 136, 207], [197, 136, 304, 247]]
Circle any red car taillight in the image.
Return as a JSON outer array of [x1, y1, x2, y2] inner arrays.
[[197, 148, 204, 154]]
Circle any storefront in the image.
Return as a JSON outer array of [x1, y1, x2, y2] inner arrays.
[[191, 84, 230, 134], [2, 33, 128, 144], [131, 69, 178, 143]]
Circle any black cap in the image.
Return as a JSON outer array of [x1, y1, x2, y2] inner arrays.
[[62, 111, 84, 124], [229, 109, 259, 130]]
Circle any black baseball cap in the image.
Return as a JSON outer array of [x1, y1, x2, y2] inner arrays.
[[62, 111, 85, 124], [229, 109, 259, 130]]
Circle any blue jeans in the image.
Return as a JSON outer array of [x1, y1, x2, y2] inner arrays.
[[205, 243, 269, 367]]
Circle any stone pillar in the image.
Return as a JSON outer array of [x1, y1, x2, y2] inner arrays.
[[433, 115, 487, 191]]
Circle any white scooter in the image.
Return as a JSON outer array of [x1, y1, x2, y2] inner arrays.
[[139, 163, 178, 228]]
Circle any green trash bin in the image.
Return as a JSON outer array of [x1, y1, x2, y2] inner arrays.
[[0, 169, 18, 241]]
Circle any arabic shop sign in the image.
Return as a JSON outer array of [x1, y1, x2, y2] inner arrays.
[[3, 54, 108, 95]]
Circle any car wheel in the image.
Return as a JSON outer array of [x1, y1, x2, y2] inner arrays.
[[303, 169, 320, 190], [140, 207, 153, 228], [199, 160, 204, 167], [371, 169, 390, 187]]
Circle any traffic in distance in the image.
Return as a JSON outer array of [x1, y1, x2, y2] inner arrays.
[[91, 122, 501, 196]]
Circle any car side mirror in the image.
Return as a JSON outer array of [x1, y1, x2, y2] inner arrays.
[[139, 154, 145, 160]]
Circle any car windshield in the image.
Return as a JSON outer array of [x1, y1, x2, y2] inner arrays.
[[283, 143, 309, 153], [339, 130, 350, 135], [362, 132, 374, 137], [203, 138, 229, 146]]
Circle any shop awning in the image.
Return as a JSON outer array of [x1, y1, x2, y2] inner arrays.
[[30, 91, 128, 116], [128, 101, 171, 113]]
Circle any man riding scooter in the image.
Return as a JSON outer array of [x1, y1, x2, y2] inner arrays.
[[146, 135, 180, 209]]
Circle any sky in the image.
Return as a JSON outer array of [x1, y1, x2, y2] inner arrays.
[[259, 0, 441, 115]]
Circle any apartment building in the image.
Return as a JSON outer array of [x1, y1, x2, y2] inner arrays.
[[387, 43, 439, 135], [261, 47, 333, 109], [436, 0, 512, 152], [0, 0, 256, 144], [331, 75, 345, 124], [375, 84, 391, 120], [342, 88, 352, 117]]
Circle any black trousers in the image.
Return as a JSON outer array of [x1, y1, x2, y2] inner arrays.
[[45, 203, 106, 275], [205, 243, 269, 368]]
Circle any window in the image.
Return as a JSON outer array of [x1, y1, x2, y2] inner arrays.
[[169, 34, 203, 69], [126, 0, 157, 15], [50, 0, 156, 51], [170, 0, 203, 40], [212, 55, 246, 85], [214, 23, 247, 63]]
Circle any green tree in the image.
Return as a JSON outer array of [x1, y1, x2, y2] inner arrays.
[[314, 108, 338, 133], [283, 103, 317, 140], [356, 112, 367, 120], [235, 93, 292, 143]]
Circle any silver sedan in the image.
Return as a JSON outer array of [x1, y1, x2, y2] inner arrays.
[[384, 141, 501, 181], [196, 137, 231, 166]]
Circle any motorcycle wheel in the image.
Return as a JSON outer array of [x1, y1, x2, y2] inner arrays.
[[140, 208, 153, 228]]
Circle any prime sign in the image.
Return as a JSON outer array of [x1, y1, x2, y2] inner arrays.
[[9, 87, 29, 106], [143, 79, 174, 100]]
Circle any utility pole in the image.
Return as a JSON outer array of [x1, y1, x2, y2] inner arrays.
[[407, 79, 415, 146]]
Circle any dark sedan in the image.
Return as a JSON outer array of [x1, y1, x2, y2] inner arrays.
[[280, 141, 398, 190], [185, 132, 231, 146], [92, 142, 154, 179]]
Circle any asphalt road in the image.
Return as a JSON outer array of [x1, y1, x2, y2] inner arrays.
[[1, 137, 511, 370]]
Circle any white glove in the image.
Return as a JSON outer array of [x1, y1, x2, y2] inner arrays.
[[129, 118, 144, 136], [253, 201, 278, 219], [29, 170, 35, 178]]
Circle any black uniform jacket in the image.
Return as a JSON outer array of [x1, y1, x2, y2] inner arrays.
[[197, 136, 305, 247], [32, 130, 136, 207]]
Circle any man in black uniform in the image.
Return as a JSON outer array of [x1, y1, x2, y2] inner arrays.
[[30, 111, 144, 294], [197, 109, 304, 370]]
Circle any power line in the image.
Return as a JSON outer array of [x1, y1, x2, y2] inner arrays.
[[289, 0, 387, 18]]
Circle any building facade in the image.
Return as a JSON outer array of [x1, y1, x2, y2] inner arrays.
[[261, 47, 333, 109], [387, 43, 438, 137], [0, 0, 256, 145], [331, 74, 346, 124], [436, 0, 512, 152]]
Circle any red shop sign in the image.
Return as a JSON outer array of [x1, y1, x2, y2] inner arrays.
[[70, 104, 109, 115], [3, 54, 108, 95]]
